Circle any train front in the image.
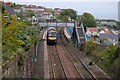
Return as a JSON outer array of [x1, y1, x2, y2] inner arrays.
[[47, 28, 58, 45]]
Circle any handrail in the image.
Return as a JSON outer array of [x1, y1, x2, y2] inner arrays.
[[81, 22, 87, 42], [75, 22, 80, 45]]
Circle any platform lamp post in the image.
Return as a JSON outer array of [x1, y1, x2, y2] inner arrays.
[[31, 16, 37, 63], [32, 16, 37, 28]]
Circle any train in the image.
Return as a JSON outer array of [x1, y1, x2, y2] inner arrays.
[[47, 27, 58, 45]]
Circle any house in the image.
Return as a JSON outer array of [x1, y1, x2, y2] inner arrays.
[[21, 6, 27, 12], [6, 2, 12, 6], [24, 5, 45, 12], [14, 8, 21, 13], [54, 8, 63, 16], [45, 8, 52, 11], [36, 10, 53, 21], [6, 8, 16, 15], [43, 10, 51, 14], [36, 11, 44, 17], [3, 2, 12, 7], [37, 6, 45, 11], [111, 30, 118, 35], [54, 12, 61, 15], [100, 21, 117, 27], [98, 28, 111, 36], [24, 5, 37, 11], [41, 13, 51, 20], [86, 27, 98, 37], [99, 34, 118, 45], [104, 29, 111, 34], [97, 26, 108, 30], [54, 8, 61, 12], [61, 9, 66, 12]]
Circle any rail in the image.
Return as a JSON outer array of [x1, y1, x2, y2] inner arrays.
[[72, 21, 86, 47]]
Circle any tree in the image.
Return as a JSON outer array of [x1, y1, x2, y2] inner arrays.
[[2, 14, 24, 60], [81, 12, 96, 27], [11, 3, 16, 8], [2, 6, 5, 14], [105, 45, 119, 66], [60, 15, 69, 22], [60, 9, 77, 22], [16, 11, 23, 19], [27, 10, 35, 18], [51, 10, 55, 18], [2, 13, 39, 61], [84, 39, 96, 55]]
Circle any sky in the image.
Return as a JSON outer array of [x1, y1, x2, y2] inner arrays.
[[2, 0, 120, 21]]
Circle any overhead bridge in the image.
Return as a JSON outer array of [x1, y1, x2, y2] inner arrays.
[[39, 22, 74, 27]]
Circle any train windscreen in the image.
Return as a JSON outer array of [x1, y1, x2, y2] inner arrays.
[[49, 32, 56, 37]]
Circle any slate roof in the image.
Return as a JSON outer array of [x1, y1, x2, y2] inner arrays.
[[100, 34, 118, 40]]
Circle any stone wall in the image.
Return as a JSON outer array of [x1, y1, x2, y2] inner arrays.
[[2, 45, 35, 78]]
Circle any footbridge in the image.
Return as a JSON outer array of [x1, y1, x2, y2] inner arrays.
[[71, 21, 87, 48]]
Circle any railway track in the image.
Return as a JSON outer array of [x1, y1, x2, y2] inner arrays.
[[47, 27, 110, 80], [59, 29, 95, 79], [48, 45, 66, 78]]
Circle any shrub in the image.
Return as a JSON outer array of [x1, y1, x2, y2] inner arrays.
[[105, 45, 119, 66], [84, 39, 96, 55]]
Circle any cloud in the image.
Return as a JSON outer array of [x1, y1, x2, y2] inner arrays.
[[3, 0, 120, 2]]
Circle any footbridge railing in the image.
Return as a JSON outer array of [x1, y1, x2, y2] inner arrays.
[[39, 22, 74, 27]]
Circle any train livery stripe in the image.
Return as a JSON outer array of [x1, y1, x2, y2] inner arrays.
[[49, 37, 57, 40]]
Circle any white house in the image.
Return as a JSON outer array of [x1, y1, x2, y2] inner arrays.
[[14, 8, 21, 13], [98, 29, 111, 36], [86, 27, 98, 37]]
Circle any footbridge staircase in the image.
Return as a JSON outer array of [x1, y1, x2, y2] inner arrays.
[[72, 21, 87, 48]]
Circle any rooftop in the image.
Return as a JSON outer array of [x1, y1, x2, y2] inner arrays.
[[87, 27, 97, 32], [100, 34, 118, 40]]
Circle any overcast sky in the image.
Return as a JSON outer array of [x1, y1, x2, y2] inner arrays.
[[3, 0, 120, 21], [3, 0, 120, 2]]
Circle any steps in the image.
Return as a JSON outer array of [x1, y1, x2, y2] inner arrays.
[[77, 27, 86, 43]]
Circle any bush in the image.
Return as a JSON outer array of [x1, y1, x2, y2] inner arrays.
[[84, 39, 96, 55], [105, 45, 119, 66]]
